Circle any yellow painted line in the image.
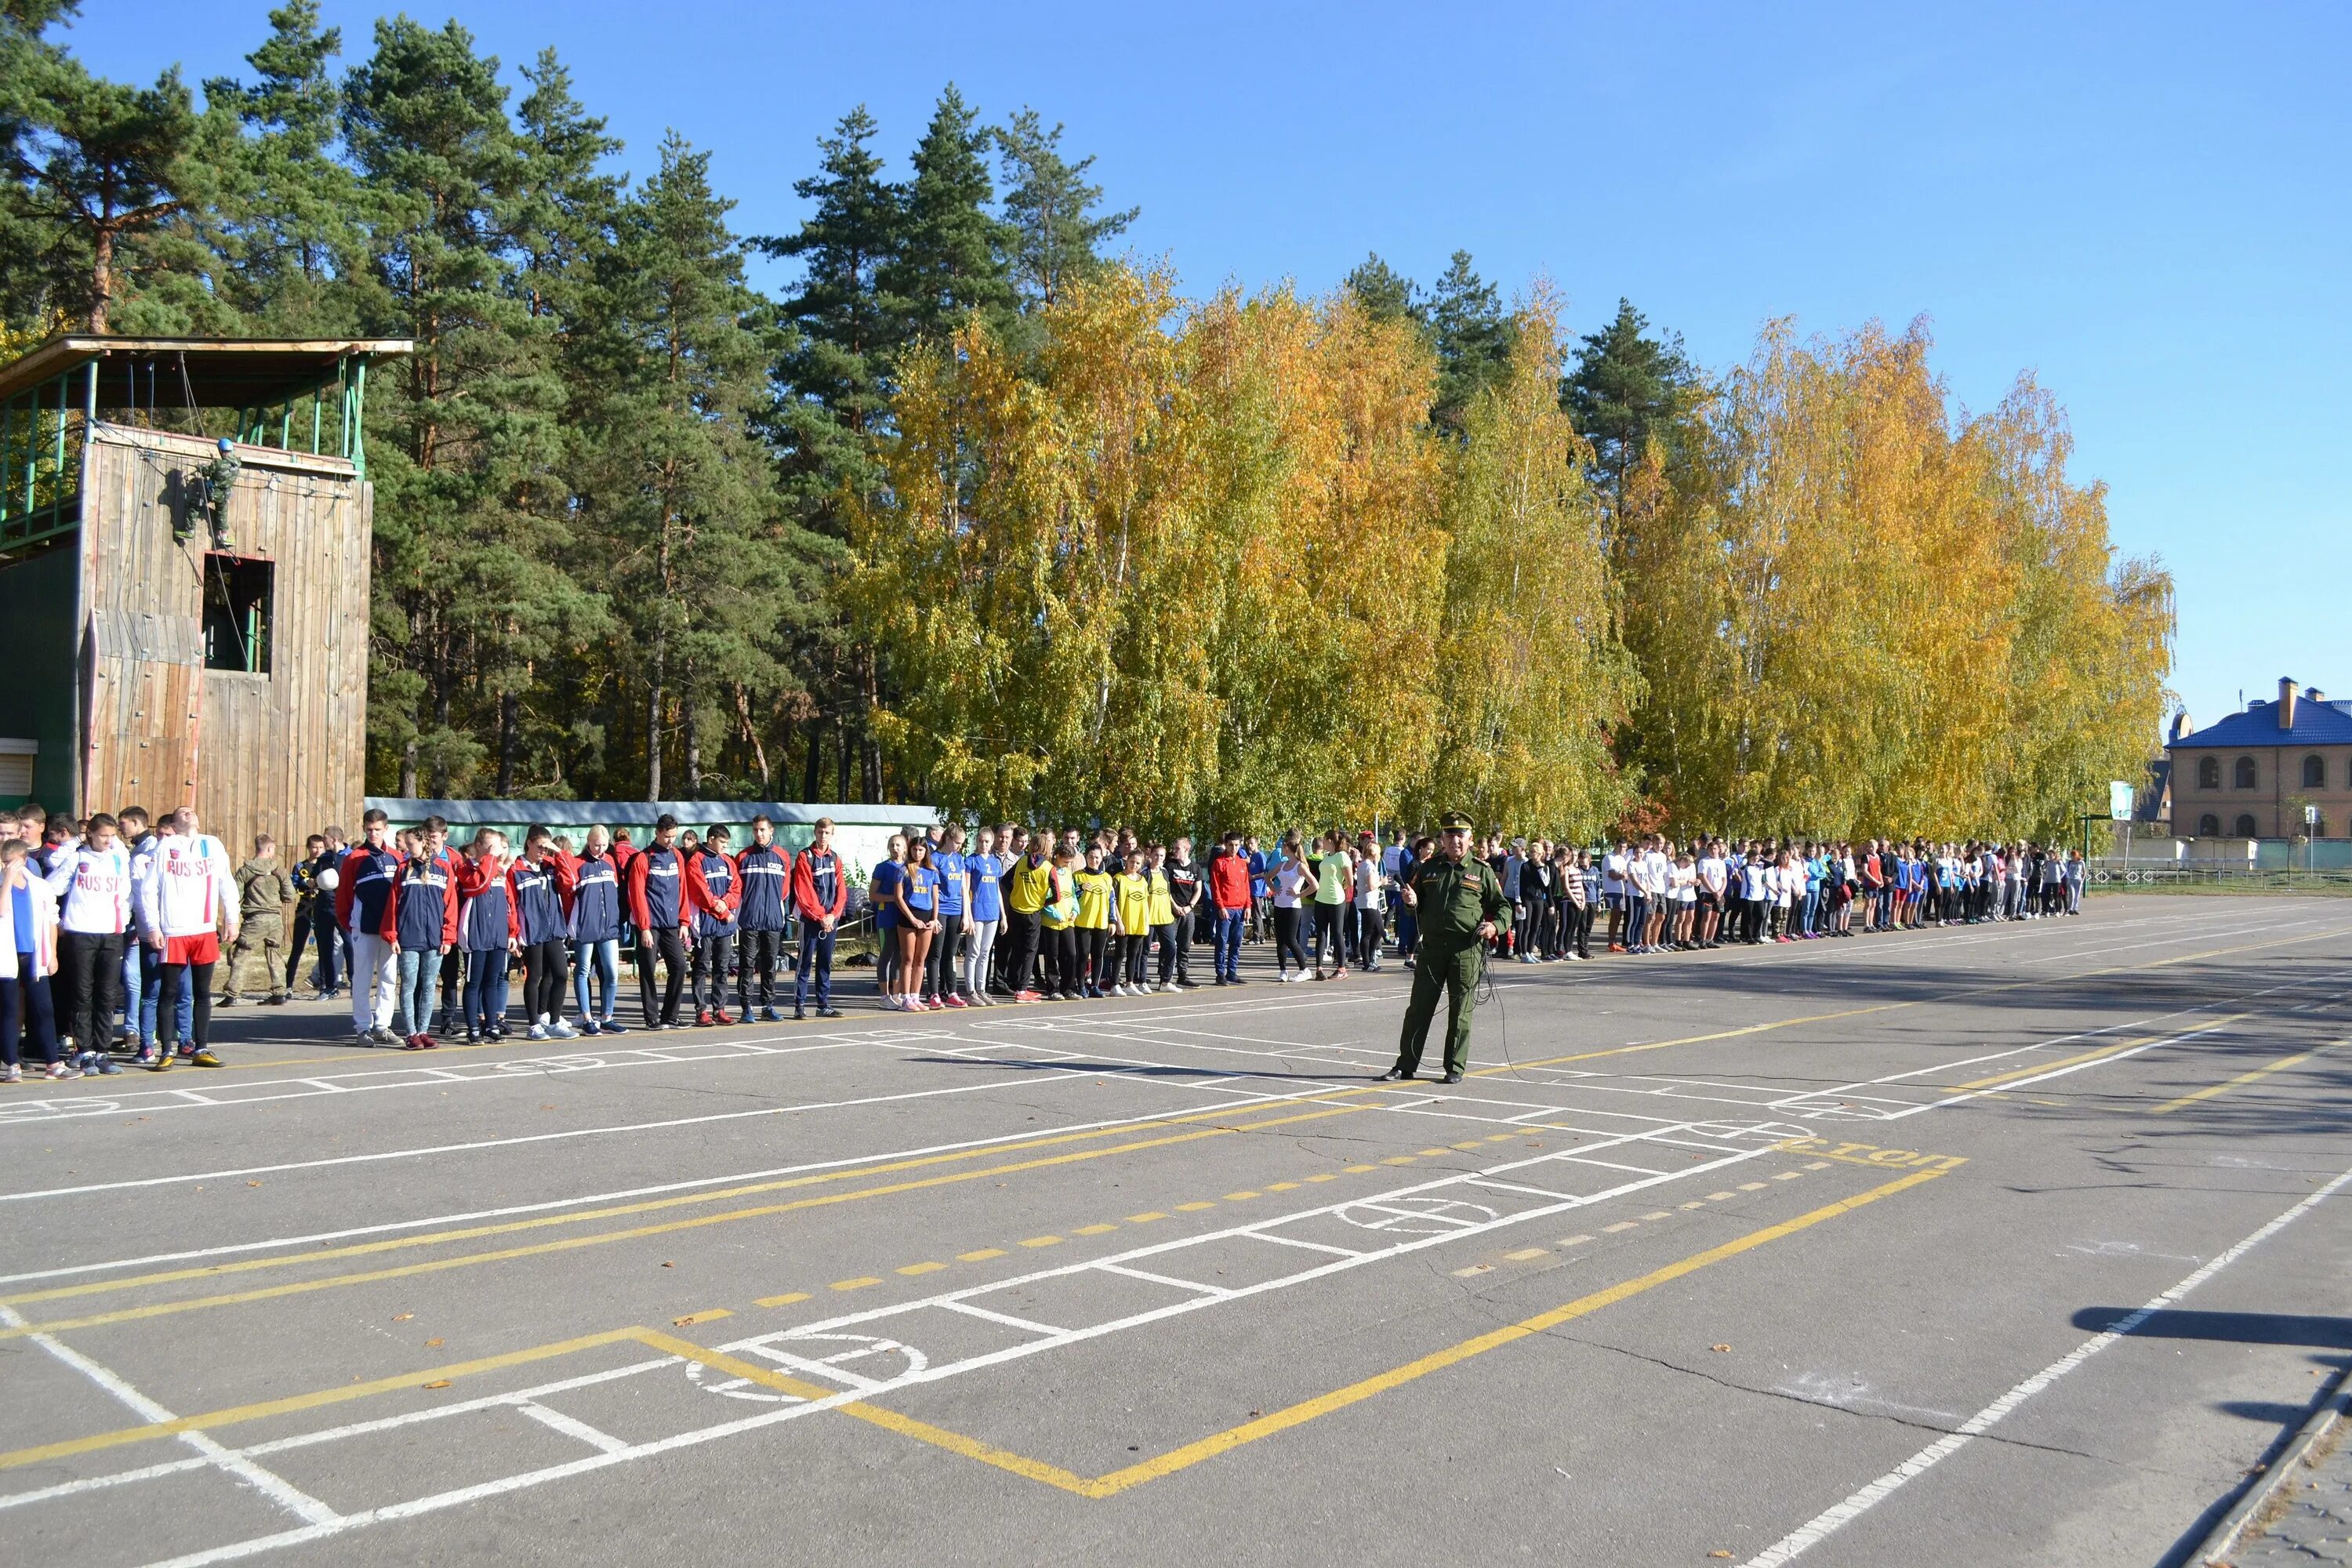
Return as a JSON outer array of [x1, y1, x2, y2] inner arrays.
[[1, 1100, 1381, 1338], [1124, 1212, 1167, 1224], [1222, 1192, 1260, 1201], [1679, 1202, 1706, 1210], [1559, 1234, 1594, 1246], [1265, 1181, 1300, 1192], [853, 1167, 1951, 1498], [1344, 1164, 1377, 1173], [956, 1249, 1007, 1262], [1451, 1264, 1494, 1277], [1707, 1191, 1736, 1200], [1956, 1034, 2162, 1090], [1485, 1134, 1514, 1142], [1417, 1149, 1451, 1158], [2151, 1039, 2347, 1116], [670, 1308, 731, 1327], [2, 1095, 1386, 1312], [829, 1276, 881, 1292], [1640, 1211, 1672, 1221], [895, 1261, 947, 1276], [1175, 1202, 1216, 1212], [1451, 1142, 1486, 1152], [754, 1292, 810, 1308], [1073, 1224, 1119, 1236], [1018, 1236, 1062, 1249], [831, 1400, 1105, 1498], [1503, 1247, 1548, 1261], [0, 1327, 649, 1472], [1737, 1182, 1769, 1192], [1304, 1174, 1338, 1183], [1380, 1156, 1416, 1167], [1805, 1162, 1831, 1171], [1773, 1172, 1802, 1181], [1602, 1221, 1639, 1234]]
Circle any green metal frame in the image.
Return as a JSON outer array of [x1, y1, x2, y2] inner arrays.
[[232, 354, 372, 478], [0, 347, 385, 554], [0, 360, 98, 554]]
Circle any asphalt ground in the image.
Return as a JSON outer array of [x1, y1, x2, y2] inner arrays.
[[2, 894, 2349, 1568]]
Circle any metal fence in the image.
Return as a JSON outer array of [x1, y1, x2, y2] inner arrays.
[[2088, 863, 2352, 893]]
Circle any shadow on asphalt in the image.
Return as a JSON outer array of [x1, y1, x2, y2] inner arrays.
[[901, 1053, 1375, 1086], [2067, 1308, 2352, 1348]]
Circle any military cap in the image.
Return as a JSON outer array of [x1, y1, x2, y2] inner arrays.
[[1436, 811, 1475, 831]]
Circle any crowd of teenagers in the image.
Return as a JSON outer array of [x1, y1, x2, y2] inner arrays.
[[0, 797, 2089, 1080]]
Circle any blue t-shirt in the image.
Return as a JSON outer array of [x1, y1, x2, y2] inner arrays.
[[968, 853, 1004, 922], [10, 881, 30, 953], [902, 863, 938, 915], [932, 851, 966, 916], [869, 859, 903, 931]]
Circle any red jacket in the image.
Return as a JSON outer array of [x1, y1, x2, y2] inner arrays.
[[453, 853, 521, 942], [684, 850, 742, 925], [1209, 849, 1253, 912], [625, 847, 688, 933], [790, 847, 849, 923], [392, 855, 461, 948], [539, 848, 583, 916], [334, 843, 402, 942]]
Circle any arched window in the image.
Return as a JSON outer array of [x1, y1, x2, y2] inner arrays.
[[2198, 757, 2220, 789], [2234, 813, 2259, 838], [2304, 754, 2326, 788], [2197, 813, 2220, 836], [2234, 757, 2258, 789]]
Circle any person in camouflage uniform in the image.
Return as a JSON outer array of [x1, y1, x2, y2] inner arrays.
[[221, 835, 289, 1005], [1384, 812, 1510, 1084]]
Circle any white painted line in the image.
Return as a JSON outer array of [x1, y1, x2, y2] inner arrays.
[[1094, 1262, 1232, 1298], [1741, 1156, 2352, 1566], [0, 1304, 339, 1528], [936, 1301, 1069, 1337], [515, 1403, 630, 1455], [1246, 1232, 1366, 1259]]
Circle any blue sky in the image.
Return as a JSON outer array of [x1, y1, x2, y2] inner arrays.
[[65, 0, 2349, 736]]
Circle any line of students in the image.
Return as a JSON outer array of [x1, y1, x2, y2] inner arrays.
[[331, 810, 857, 1048]]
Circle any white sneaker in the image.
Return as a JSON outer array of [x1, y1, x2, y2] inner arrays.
[[527, 1022, 550, 1040], [549, 1019, 578, 1039]]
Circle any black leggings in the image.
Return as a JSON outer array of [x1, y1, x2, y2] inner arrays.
[[1047, 926, 1080, 993], [1312, 903, 1345, 970], [927, 913, 964, 999], [523, 938, 568, 1021], [2, 971, 60, 1066], [158, 960, 216, 1050], [1273, 906, 1308, 974], [1003, 911, 1040, 993], [1122, 932, 1148, 986], [1083, 927, 1111, 989]]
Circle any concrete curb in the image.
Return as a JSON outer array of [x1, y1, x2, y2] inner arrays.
[[2196, 1363, 2352, 1567]]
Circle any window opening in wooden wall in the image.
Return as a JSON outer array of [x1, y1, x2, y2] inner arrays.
[[202, 553, 273, 674]]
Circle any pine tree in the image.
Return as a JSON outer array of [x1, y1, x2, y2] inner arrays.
[[583, 132, 818, 799], [1425, 249, 1512, 435], [343, 16, 533, 797], [994, 107, 1134, 311], [882, 84, 1014, 349], [18, 57, 202, 329], [0, 0, 82, 329], [753, 107, 905, 799], [205, 0, 361, 332], [1562, 296, 1696, 511], [1341, 252, 1423, 327]]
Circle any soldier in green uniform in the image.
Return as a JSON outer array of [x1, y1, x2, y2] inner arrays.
[[1384, 812, 1510, 1084]]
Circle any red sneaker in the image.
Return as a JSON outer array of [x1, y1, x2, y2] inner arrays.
[[943, 994, 969, 1008], [710, 1007, 735, 1025], [1014, 989, 1042, 1003], [695, 1007, 714, 1027], [402, 1034, 429, 1051]]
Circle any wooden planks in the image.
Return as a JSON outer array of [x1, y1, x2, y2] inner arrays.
[[77, 425, 369, 854]]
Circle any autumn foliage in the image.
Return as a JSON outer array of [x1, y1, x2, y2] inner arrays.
[[855, 270, 2172, 841]]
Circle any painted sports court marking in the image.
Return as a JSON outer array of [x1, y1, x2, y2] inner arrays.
[[1739, 1156, 2352, 1566]]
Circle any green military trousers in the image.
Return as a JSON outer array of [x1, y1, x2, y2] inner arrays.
[[1394, 938, 1482, 1078]]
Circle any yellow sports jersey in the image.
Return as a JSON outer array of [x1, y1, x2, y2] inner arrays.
[[1074, 869, 1112, 929], [1040, 866, 1079, 930], [1007, 858, 1053, 916], [1145, 869, 1174, 927], [1112, 871, 1149, 932]]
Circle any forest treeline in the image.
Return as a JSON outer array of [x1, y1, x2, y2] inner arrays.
[[0, 2, 2174, 837]]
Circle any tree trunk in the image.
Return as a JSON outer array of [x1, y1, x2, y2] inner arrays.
[[646, 641, 666, 804], [800, 716, 822, 803], [836, 718, 851, 802], [735, 684, 771, 794], [683, 668, 702, 797], [399, 740, 418, 800], [89, 225, 114, 332], [496, 685, 518, 797]]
